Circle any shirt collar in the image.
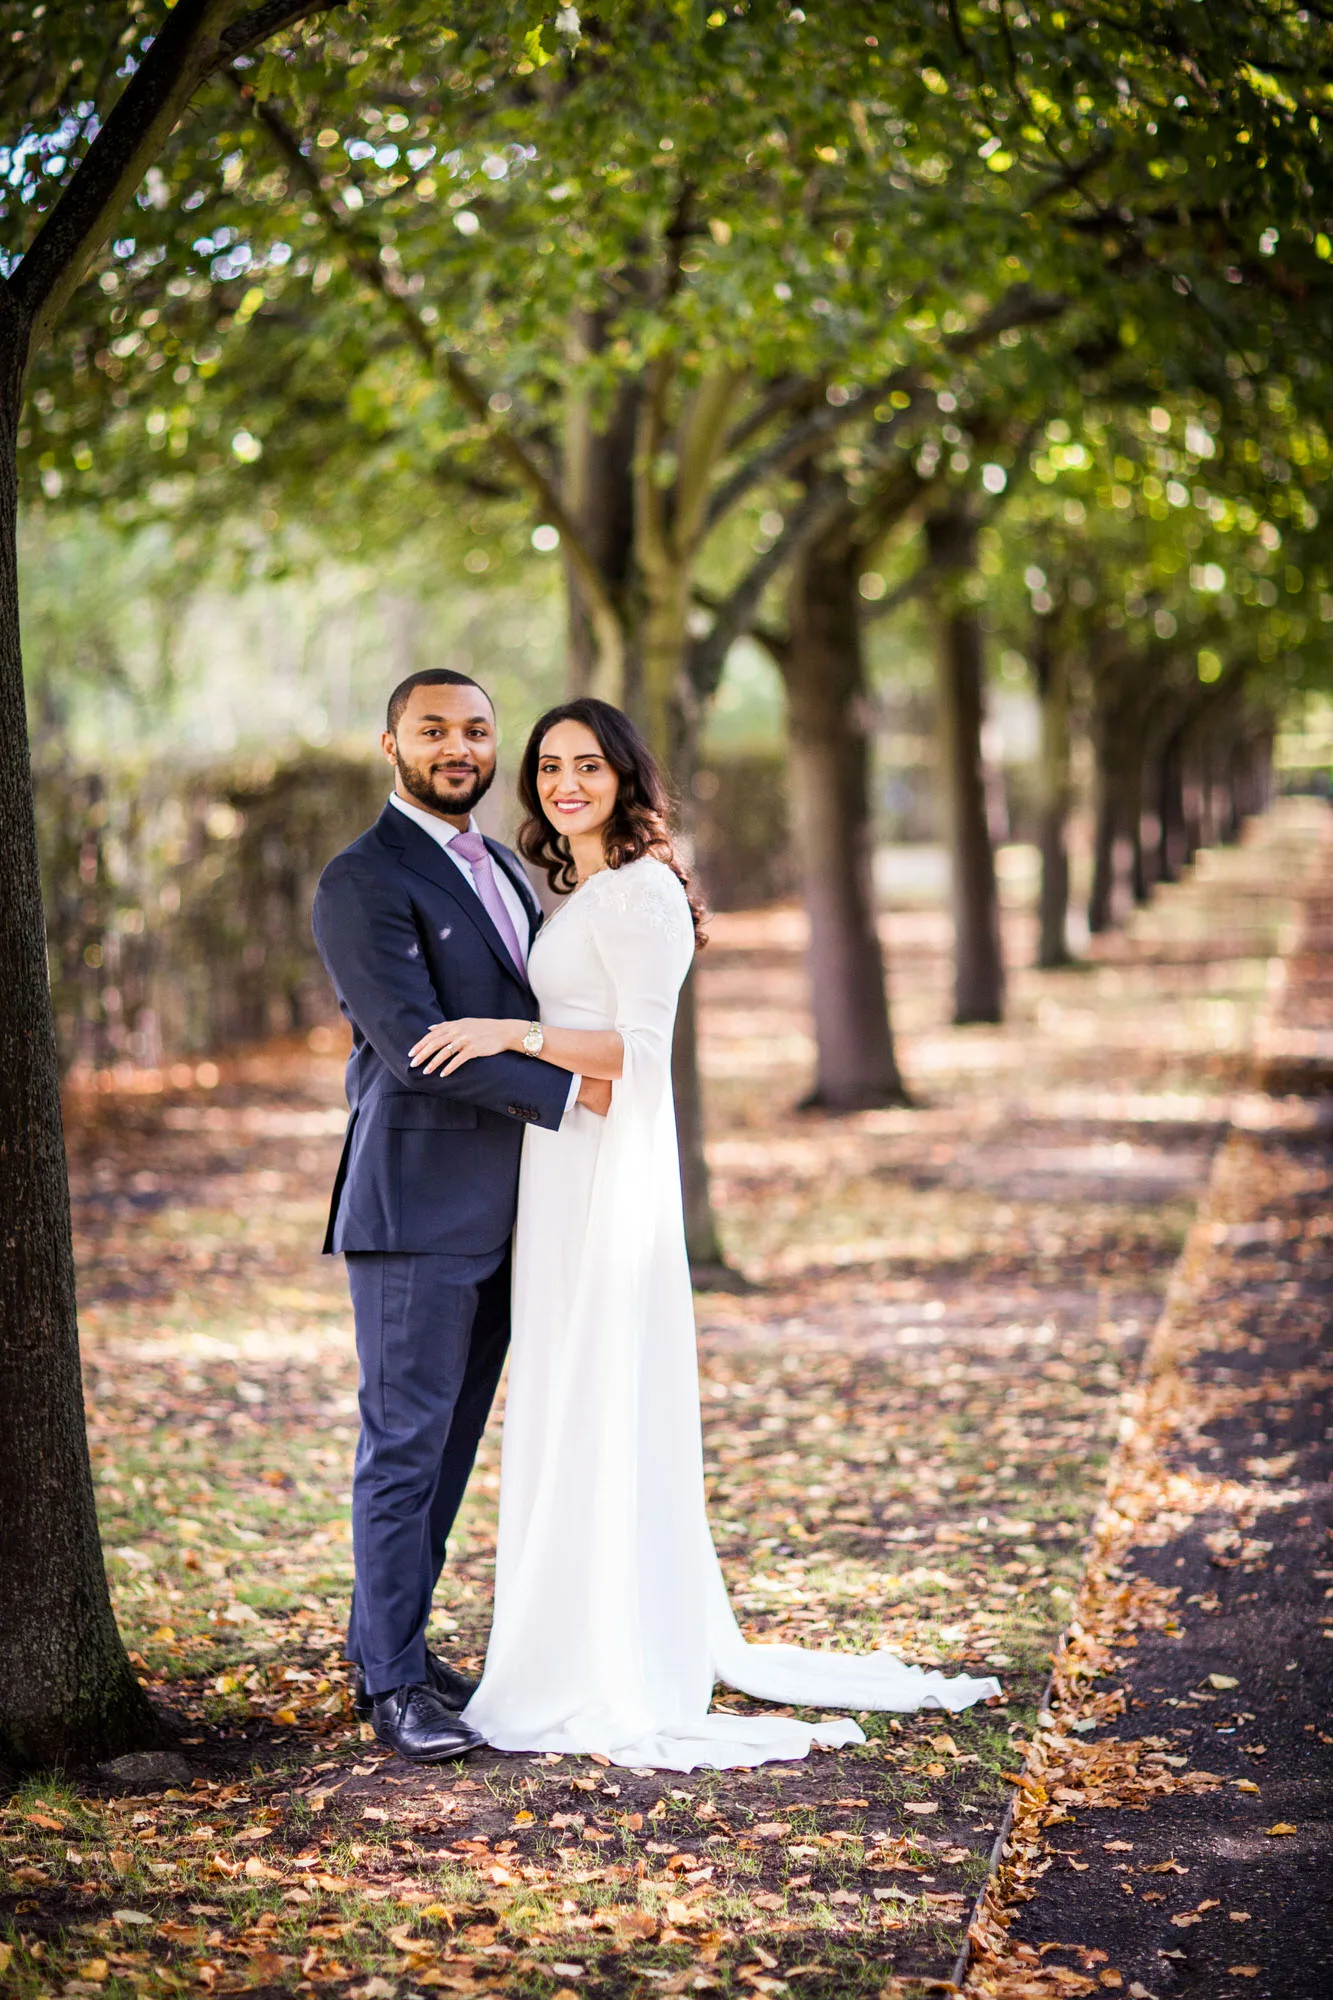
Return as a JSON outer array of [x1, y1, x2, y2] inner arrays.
[[389, 790, 473, 853]]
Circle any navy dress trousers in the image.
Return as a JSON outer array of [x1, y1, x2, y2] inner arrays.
[[313, 802, 570, 1695]]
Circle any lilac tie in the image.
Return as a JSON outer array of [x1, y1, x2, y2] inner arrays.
[[451, 828, 528, 979]]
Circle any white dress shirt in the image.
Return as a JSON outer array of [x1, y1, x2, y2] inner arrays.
[[389, 791, 580, 1118]]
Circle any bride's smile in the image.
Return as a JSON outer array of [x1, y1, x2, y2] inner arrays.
[[535, 719, 619, 875]]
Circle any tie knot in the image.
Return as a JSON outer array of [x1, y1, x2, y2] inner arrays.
[[451, 828, 488, 866]]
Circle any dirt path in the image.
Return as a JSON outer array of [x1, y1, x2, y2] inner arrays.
[[1, 804, 1321, 1999], [965, 809, 1333, 2000]]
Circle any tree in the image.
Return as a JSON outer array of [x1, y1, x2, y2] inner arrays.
[[0, 0, 332, 1772], [28, 2, 1333, 1142], [28, 2, 1054, 1246]]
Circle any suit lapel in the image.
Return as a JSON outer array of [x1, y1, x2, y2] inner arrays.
[[375, 804, 532, 987]]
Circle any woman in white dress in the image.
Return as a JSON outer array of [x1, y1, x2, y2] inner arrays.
[[407, 699, 999, 1771]]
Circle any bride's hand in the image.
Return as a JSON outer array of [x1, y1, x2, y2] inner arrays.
[[409, 1018, 522, 1076]]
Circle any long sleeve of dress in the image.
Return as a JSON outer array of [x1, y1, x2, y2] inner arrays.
[[588, 861, 696, 1113]]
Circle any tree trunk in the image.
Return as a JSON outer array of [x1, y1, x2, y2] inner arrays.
[[1127, 750, 1148, 904], [1156, 726, 1185, 883], [1032, 613, 1072, 969], [562, 309, 639, 703], [1088, 734, 1123, 933], [0, 340, 156, 1768], [1221, 733, 1244, 843], [670, 963, 729, 1279], [778, 526, 906, 1107], [927, 517, 1004, 1024]]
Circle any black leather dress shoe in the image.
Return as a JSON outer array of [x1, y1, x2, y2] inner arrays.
[[371, 1684, 484, 1763], [426, 1651, 480, 1712], [353, 1650, 479, 1722]]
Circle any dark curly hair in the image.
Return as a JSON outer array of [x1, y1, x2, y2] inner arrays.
[[517, 698, 706, 949]]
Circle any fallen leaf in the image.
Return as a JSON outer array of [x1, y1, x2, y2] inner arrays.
[[1233, 1780, 1260, 1794], [1207, 1674, 1239, 1690], [1265, 1823, 1297, 1837], [1099, 1976, 1123, 1991], [1103, 1841, 1134, 1853], [1230, 1912, 1251, 1922], [902, 1801, 939, 1814], [0, 1946, 11, 1976], [1142, 1859, 1188, 1875], [1227, 1970, 1260, 1980]]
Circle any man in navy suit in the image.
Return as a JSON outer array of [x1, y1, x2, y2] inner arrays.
[[313, 669, 609, 1762]]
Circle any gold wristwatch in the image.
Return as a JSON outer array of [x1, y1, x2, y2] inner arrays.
[[522, 1021, 544, 1057]]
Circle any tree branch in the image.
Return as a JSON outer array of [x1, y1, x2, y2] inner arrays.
[[705, 283, 1066, 531], [10, 2, 329, 362], [687, 470, 849, 699], [243, 84, 627, 684]]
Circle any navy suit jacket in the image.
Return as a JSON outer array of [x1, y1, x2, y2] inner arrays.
[[311, 802, 570, 1256]]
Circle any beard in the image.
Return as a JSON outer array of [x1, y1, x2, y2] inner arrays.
[[395, 751, 496, 818]]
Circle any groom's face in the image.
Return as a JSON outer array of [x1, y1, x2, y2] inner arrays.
[[384, 682, 498, 823]]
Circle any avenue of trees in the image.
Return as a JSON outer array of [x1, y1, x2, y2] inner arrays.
[[3, 2, 1332, 1766]]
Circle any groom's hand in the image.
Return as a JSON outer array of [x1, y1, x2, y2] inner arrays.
[[577, 1076, 612, 1117]]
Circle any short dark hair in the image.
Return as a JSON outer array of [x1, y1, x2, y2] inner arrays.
[[386, 668, 494, 735]]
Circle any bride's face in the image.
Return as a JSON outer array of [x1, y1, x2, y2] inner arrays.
[[536, 720, 619, 844]]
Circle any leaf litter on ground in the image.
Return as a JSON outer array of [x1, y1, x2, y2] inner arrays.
[[2, 811, 1318, 1997]]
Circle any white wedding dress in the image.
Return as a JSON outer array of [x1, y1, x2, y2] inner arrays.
[[463, 856, 999, 1771]]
